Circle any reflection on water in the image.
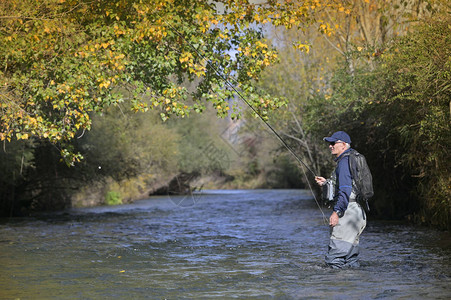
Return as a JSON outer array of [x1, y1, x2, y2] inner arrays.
[[0, 190, 450, 299]]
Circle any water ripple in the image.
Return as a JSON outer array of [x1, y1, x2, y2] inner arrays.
[[0, 189, 450, 299]]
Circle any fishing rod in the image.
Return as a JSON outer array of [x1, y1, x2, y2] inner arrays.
[[160, 19, 328, 224]]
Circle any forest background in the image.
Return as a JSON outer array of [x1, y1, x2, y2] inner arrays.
[[1, 0, 450, 230]]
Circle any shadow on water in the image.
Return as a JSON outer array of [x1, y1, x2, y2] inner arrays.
[[0, 189, 450, 299]]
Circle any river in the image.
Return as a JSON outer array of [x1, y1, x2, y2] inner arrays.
[[1, 189, 450, 299]]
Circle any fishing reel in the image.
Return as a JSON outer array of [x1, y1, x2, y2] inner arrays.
[[321, 179, 336, 208]]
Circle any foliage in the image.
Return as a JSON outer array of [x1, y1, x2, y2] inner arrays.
[[309, 0, 441, 74], [318, 11, 450, 228], [377, 12, 451, 228], [265, 154, 304, 189], [0, 102, 182, 214], [105, 190, 122, 206], [0, 139, 34, 216], [1, 0, 345, 164], [67, 105, 182, 207], [21, 140, 76, 212], [167, 107, 233, 175], [79, 105, 179, 181]]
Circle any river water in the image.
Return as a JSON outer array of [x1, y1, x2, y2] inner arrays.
[[1, 189, 450, 299]]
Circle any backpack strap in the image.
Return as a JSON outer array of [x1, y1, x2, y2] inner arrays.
[[343, 149, 360, 203]]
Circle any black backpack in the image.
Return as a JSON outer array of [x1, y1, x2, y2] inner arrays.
[[346, 149, 374, 211]]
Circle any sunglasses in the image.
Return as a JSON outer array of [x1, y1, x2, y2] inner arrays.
[[329, 141, 344, 146]]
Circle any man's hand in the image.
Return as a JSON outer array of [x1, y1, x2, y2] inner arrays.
[[329, 211, 339, 227], [315, 176, 327, 186]]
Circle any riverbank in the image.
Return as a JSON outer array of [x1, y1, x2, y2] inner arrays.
[[71, 171, 269, 209]]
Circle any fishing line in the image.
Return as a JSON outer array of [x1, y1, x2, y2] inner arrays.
[[159, 18, 328, 224]]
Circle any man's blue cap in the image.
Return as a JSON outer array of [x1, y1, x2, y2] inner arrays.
[[323, 131, 351, 144]]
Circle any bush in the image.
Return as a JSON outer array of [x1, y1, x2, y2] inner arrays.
[[105, 191, 122, 206]]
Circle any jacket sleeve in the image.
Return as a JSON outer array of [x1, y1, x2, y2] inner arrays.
[[334, 155, 353, 215]]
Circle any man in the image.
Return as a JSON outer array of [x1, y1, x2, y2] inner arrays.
[[315, 131, 366, 268]]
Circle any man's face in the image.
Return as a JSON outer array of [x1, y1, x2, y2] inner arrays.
[[329, 140, 347, 157]]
